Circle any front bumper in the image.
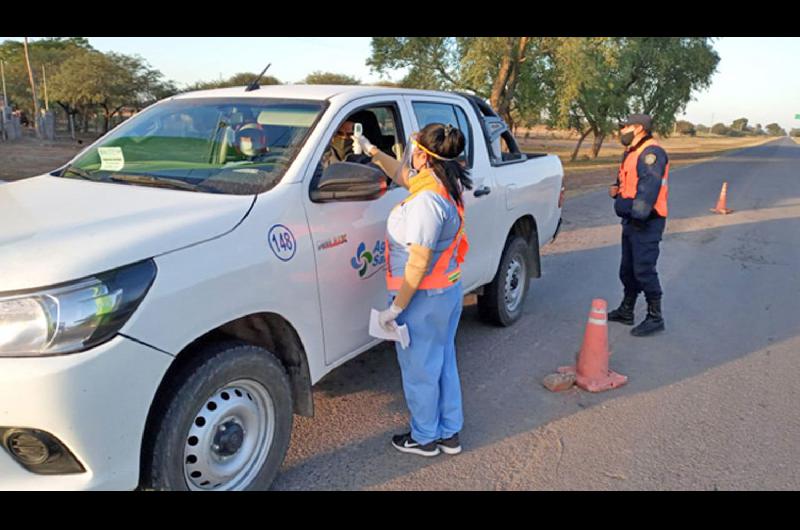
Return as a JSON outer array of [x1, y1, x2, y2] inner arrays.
[[0, 335, 172, 490]]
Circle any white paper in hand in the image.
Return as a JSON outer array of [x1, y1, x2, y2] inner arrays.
[[369, 309, 410, 349]]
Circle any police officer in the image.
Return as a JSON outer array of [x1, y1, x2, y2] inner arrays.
[[607, 114, 669, 336]]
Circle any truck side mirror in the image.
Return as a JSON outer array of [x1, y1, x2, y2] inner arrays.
[[310, 162, 387, 202]]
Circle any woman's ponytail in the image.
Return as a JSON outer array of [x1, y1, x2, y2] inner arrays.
[[417, 123, 473, 207]]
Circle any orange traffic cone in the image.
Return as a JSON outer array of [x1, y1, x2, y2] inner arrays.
[[710, 181, 733, 214], [556, 299, 628, 392]]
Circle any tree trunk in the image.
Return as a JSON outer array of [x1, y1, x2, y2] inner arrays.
[[490, 39, 515, 124], [570, 128, 591, 161], [23, 37, 41, 139], [101, 104, 112, 133], [591, 130, 605, 158], [489, 37, 529, 128]]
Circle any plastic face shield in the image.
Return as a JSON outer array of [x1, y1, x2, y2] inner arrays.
[[396, 133, 423, 183]]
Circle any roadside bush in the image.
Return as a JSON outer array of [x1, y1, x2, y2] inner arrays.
[[790, 129, 800, 138], [675, 120, 696, 136], [710, 123, 729, 135]]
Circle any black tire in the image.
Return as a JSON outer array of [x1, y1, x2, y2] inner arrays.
[[141, 341, 293, 491], [478, 235, 531, 326]]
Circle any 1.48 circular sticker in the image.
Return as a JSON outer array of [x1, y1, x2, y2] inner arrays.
[[268, 224, 296, 261]]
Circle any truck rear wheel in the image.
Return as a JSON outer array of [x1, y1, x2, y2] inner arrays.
[[141, 342, 293, 491], [478, 235, 531, 326]]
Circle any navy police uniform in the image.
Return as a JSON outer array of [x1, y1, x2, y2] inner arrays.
[[608, 113, 669, 337], [613, 137, 668, 301]]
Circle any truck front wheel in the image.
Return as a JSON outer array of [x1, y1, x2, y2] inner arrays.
[[478, 235, 531, 326], [141, 342, 293, 491]]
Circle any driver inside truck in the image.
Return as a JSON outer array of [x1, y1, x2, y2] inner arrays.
[[321, 119, 373, 168]]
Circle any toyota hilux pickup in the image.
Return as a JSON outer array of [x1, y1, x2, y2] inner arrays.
[[0, 84, 563, 490]]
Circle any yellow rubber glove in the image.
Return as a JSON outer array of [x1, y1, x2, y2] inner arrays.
[[393, 244, 434, 310]]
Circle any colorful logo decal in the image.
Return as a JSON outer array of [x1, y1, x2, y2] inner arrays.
[[268, 224, 296, 262], [350, 240, 386, 279]]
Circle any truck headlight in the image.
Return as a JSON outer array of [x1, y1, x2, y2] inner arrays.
[[0, 260, 156, 357]]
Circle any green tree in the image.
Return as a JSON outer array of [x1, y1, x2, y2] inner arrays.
[[675, 120, 696, 136], [731, 117, 748, 131], [49, 50, 176, 133], [183, 72, 281, 92], [370, 80, 405, 88], [0, 37, 93, 117], [542, 37, 630, 159], [790, 128, 800, 138], [302, 71, 360, 85], [711, 123, 729, 135], [544, 37, 719, 159], [765, 123, 786, 136], [696, 123, 709, 134], [368, 37, 549, 130]]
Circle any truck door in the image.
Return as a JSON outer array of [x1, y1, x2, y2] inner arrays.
[[304, 97, 410, 366], [404, 97, 499, 289]]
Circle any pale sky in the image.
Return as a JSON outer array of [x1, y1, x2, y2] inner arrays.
[[5, 36, 799, 133]]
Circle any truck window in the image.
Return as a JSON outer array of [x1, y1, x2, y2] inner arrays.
[[411, 101, 473, 169], [311, 103, 405, 196], [59, 97, 325, 195]]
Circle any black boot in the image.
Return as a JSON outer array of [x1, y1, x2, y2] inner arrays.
[[631, 298, 665, 337], [608, 293, 637, 325]]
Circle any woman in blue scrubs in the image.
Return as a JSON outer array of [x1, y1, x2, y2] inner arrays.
[[358, 123, 472, 457]]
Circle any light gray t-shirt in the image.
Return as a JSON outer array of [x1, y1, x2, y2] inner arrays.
[[386, 190, 461, 293]]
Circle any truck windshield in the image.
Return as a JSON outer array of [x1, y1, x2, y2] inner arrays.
[[61, 97, 326, 195]]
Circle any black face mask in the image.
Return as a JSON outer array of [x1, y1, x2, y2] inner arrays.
[[620, 131, 635, 146]]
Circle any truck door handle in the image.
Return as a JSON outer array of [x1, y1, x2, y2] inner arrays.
[[474, 186, 491, 197]]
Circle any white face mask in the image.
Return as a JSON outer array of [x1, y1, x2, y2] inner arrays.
[[240, 137, 255, 157]]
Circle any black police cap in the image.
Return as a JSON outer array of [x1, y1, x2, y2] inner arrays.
[[620, 114, 653, 131]]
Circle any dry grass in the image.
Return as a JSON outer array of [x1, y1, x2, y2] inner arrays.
[[516, 132, 774, 198], [0, 131, 89, 181]]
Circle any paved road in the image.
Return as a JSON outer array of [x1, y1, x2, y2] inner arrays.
[[273, 138, 800, 490]]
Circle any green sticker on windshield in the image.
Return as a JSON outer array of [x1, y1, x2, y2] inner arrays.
[[98, 147, 125, 171]]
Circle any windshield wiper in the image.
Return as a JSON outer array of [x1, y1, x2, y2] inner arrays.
[[61, 165, 95, 180], [108, 173, 218, 193]]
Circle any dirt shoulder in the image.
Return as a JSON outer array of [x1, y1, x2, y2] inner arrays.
[[516, 135, 775, 199], [0, 133, 90, 181]]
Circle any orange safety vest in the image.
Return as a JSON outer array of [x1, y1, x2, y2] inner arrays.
[[618, 137, 669, 218], [385, 181, 470, 291]]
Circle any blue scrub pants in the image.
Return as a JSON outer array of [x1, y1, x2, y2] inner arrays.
[[392, 283, 464, 445]]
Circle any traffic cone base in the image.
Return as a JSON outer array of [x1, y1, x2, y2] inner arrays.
[[711, 182, 733, 214], [710, 207, 733, 214], [551, 299, 628, 393], [557, 365, 628, 393]]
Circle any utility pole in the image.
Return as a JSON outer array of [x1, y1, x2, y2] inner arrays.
[[0, 60, 6, 141], [1, 60, 8, 108], [23, 37, 41, 138], [41, 65, 49, 111]]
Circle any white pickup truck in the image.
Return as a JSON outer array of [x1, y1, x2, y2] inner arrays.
[[0, 84, 563, 490]]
